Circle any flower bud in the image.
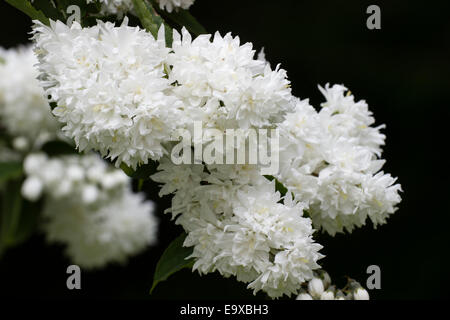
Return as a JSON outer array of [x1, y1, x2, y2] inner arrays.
[[82, 184, 99, 204], [320, 290, 335, 300], [335, 290, 346, 300], [296, 293, 313, 300], [353, 288, 370, 300], [67, 165, 84, 181], [21, 176, 43, 201], [308, 277, 324, 298], [321, 271, 331, 289], [12, 137, 29, 151]]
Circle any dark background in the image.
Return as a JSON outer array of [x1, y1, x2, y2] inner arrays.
[[0, 0, 448, 300]]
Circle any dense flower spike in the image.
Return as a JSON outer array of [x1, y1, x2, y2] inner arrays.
[[277, 85, 402, 235], [32, 19, 182, 169], [152, 159, 323, 298], [0, 46, 60, 148], [22, 153, 157, 268]]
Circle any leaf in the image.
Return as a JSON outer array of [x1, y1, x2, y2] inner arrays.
[[5, 0, 50, 25], [131, 0, 173, 45], [158, 7, 207, 36], [120, 161, 159, 180], [0, 179, 23, 257], [31, 0, 63, 21], [11, 199, 40, 246], [150, 233, 194, 294], [0, 162, 23, 183], [264, 175, 288, 197]]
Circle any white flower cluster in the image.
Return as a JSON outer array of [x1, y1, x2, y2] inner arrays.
[[33, 19, 180, 169], [152, 159, 323, 298], [31, 18, 402, 296], [168, 28, 292, 130], [22, 153, 158, 269], [296, 271, 370, 300], [86, 0, 195, 16], [0, 46, 60, 149], [277, 85, 402, 235], [32, 21, 292, 168]]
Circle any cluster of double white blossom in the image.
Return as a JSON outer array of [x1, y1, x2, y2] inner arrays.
[[277, 89, 402, 235], [32, 20, 292, 168], [296, 270, 370, 300], [0, 46, 158, 269], [0, 46, 61, 151], [86, 0, 195, 16], [152, 160, 323, 298], [22, 153, 158, 268], [31, 18, 401, 297]]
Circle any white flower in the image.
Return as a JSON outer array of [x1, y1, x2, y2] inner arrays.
[[42, 187, 157, 269], [157, 0, 195, 12], [12, 137, 30, 151], [152, 160, 323, 298], [23, 152, 157, 268], [307, 277, 324, 298], [297, 273, 369, 300], [32, 19, 182, 169], [277, 84, 402, 235], [168, 28, 294, 130], [89, 0, 134, 17], [22, 153, 129, 203], [21, 176, 43, 201], [85, 0, 195, 16], [0, 46, 60, 147]]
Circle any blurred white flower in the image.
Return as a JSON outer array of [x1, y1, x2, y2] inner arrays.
[[43, 187, 157, 269], [21, 176, 43, 201], [0, 46, 60, 148], [22, 152, 157, 268], [85, 0, 195, 16]]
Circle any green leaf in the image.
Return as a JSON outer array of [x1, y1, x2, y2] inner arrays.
[[264, 175, 288, 197], [31, 0, 63, 21], [158, 7, 207, 36], [120, 161, 158, 180], [131, 0, 173, 45], [0, 179, 23, 257], [0, 180, 40, 259], [5, 0, 50, 25], [150, 233, 194, 294], [0, 162, 23, 183]]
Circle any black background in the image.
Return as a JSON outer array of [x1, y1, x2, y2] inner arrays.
[[0, 0, 449, 300]]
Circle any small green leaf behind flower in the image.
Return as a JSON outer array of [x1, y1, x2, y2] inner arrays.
[[4, 0, 50, 25], [150, 232, 194, 294]]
